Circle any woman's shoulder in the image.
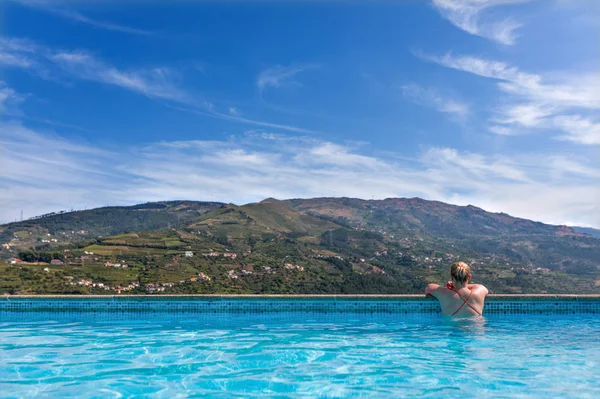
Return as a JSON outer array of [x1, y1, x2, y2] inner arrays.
[[469, 284, 489, 295]]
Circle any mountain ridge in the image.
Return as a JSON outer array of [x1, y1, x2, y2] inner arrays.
[[2, 197, 592, 236], [2, 197, 598, 295]]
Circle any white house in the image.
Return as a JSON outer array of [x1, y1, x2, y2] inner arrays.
[[185, 251, 194, 257]]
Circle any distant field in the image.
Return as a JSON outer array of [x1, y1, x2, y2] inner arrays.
[[101, 232, 185, 248], [35, 263, 138, 283], [83, 244, 167, 256]]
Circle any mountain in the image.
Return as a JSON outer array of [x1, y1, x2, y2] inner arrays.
[[286, 197, 599, 275], [0, 201, 224, 247], [1, 197, 599, 295], [572, 226, 600, 239], [287, 197, 583, 238]]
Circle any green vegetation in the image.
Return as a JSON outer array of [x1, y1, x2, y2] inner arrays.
[[0, 201, 222, 244], [1, 197, 599, 295]]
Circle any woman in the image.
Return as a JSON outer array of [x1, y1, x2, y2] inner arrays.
[[425, 261, 488, 317]]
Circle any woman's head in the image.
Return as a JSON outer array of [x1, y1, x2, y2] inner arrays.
[[450, 261, 471, 283]]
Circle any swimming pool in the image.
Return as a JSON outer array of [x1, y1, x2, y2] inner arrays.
[[1, 297, 599, 398]]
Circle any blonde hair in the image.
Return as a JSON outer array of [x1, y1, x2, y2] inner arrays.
[[450, 261, 471, 283]]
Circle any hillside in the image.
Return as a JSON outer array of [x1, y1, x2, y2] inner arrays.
[[286, 197, 600, 276], [1, 197, 599, 295], [0, 201, 224, 251]]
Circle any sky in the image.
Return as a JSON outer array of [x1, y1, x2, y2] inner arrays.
[[0, 0, 598, 227]]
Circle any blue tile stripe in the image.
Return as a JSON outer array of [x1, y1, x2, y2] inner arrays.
[[1, 297, 598, 314]]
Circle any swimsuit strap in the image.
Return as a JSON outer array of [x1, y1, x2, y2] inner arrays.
[[451, 289, 481, 316]]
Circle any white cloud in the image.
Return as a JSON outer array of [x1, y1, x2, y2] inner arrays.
[[257, 64, 318, 91], [0, 51, 33, 68], [0, 82, 23, 114], [1, 121, 598, 227], [422, 147, 530, 182], [431, 0, 530, 45], [423, 52, 600, 145], [401, 84, 469, 119], [488, 125, 517, 135], [295, 142, 385, 170], [51, 51, 190, 103], [9, 0, 152, 35], [425, 53, 600, 110], [0, 37, 319, 134], [493, 103, 554, 127], [546, 155, 600, 179], [552, 115, 600, 145], [53, 9, 152, 36], [0, 37, 36, 68]]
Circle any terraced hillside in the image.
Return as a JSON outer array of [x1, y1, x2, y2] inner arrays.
[[0, 201, 224, 252], [1, 197, 599, 295], [286, 197, 600, 276]]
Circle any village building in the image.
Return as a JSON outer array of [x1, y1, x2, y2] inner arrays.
[[227, 270, 238, 279], [198, 272, 211, 281], [203, 252, 220, 257]]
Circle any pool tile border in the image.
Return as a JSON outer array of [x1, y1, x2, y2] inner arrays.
[[1, 295, 598, 315]]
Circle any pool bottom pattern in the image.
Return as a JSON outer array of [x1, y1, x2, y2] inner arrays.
[[1, 297, 598, 314]]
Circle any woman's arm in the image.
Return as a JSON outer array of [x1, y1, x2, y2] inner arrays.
[[425, 283, 441, 298]]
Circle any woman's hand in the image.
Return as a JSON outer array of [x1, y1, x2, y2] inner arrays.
[[445, 281, 455, 290]]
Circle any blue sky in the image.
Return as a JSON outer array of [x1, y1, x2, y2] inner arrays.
[[1, 0, 598, 227]]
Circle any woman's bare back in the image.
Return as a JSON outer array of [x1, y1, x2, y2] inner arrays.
[[426, 284, 488, 317]]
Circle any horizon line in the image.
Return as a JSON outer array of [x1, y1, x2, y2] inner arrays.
[[3, 196, 598, 230]]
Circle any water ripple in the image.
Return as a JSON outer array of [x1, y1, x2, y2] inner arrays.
[[0, 313, 598, 398]]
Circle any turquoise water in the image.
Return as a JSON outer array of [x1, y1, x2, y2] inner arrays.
[[1, 312, 598, 398]]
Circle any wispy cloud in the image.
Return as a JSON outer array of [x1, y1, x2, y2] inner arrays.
[[51, 51, 191, 103], [0, 37, 37, 69], [0, 120, 125, 221], [400, 84, 469, 119], [257, 64, 318, 91], [424, 53, 600, 110], [0, 37, 319, 134], [51, 9, 152, 36], [552, 115, 600, 145], [0, 50, 33, 68], [1, 118, 598, 227], [431, 0, 530, 45], [9, 0, 152, 36], [0, 82, 23, 114], [422, 52, 600, 144]]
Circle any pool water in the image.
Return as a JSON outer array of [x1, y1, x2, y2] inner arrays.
[[1, 313, 598, 398]]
